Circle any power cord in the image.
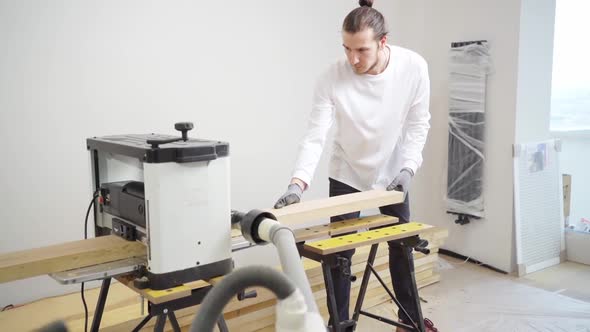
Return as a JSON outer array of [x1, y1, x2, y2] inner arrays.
[[1, 304, 15, 311], [81, 191, 99, 332]]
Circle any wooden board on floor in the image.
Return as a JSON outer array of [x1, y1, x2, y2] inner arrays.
[[267, 190, 404, 227], [0, 235, 146, 283]]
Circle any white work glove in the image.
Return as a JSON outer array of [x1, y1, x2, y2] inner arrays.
[[386, 168, 414, 195], [274, 184, 303, 209]]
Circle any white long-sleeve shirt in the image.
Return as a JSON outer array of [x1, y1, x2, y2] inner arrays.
[[292, 45, 431, 191]]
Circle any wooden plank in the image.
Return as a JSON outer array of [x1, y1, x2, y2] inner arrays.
[[0, 235, 146, 283], [304, 222, 434, 255], [231, 228, 242, 238], [293, 214, 398, 241], [267, 190, 404, 227]]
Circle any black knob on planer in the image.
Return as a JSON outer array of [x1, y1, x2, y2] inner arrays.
[[174, 122, 194, 141], [146, 122, 195, 148]]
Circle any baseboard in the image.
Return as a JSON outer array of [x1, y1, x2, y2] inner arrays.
[[438, 249, 508, 274]]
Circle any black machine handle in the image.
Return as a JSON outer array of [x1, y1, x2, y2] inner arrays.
[[237, 289, 258, 301], [146, 122, 194, 148], [414, 239, 430, 255]]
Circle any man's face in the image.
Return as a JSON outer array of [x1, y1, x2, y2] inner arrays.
[[342, 28, 386, 75]]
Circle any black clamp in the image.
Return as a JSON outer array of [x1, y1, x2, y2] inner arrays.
[[414, 239, 430, 255], [391, 235, 430, 255], [337, 256, 357, 282], [447, 211, 481, 225]]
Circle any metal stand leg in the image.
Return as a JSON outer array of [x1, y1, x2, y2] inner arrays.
[[367, 262, 419, 330], [90, 278, 111, 332], [217, 316, 229, 332], [350, 242, 427, 332], [402, 250, 426, 332], [322, 262, 341, 332], [154, 314, 166, 332], [131, 308, 183, 332], [131, 313, 153, 332], [352, 244, 379, 326], [168, 311, 181, 332]]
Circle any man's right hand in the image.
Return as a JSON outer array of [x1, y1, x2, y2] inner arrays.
[[274, 183, 304, 209]]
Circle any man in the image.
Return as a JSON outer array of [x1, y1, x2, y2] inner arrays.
[[274, 1, 437, 331]]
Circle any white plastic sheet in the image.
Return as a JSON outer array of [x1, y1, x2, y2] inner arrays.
[[446, 43, 493, 218]]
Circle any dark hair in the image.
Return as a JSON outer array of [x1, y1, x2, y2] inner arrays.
[[342, 0, 388, 40]]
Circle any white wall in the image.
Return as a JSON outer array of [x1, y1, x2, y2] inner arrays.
[[392, 0, 557, 273], [389, 0, 523, 273], [515, 0, 555, 143], [0, 0, 399, 307]]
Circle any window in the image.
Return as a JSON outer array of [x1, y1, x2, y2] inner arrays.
[[550, 0, 590, 131]]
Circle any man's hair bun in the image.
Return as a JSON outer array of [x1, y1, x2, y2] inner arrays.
[[359, 0, 373, 8]]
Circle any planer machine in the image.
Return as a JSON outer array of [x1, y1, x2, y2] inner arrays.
[[86, 122, 233, 290], [46, 122, 324, 332]]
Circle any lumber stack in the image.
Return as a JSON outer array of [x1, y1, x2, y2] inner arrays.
[[0, 228, 447, 332]]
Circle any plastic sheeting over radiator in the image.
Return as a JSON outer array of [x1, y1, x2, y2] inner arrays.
[[446, 42, 493, 218]]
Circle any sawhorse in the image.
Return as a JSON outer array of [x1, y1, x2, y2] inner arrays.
[[297, 217, 433, 332], [88, 276, 231, 332]]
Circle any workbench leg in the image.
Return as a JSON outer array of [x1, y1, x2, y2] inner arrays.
[[168, 311, 181, 332], [402, 253, 426, 332], [131, 313, 153, 332], [366, 258, 426, 332], [322, 262, 341, 332], [352, 244, 379, 325], [90, 278, 111, 332], [154, 314, 166, 332]]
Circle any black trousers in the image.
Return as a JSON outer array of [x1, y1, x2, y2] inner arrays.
[[328, 178, 417, 324]]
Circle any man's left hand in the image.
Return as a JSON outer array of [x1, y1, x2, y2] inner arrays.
[[386, 168, 414, 195]]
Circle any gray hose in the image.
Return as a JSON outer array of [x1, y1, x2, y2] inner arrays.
[[271, 226, 320, 313], [190, 266, 296, 332]]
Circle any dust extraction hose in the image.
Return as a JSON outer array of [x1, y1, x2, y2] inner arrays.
[[189, 265, 296, 332]]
